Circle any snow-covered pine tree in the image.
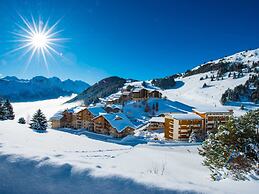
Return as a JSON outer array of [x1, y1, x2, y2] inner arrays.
[[30, 109, 48, 131], [189, 131, 197, 143], [3, 100, 15, 120], [18, 117, 26, 124], [199, 110, 259, 180], [0, 101, 5, 120]]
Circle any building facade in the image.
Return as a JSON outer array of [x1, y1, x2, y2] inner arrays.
[[193, 108, 233, 131], [93, 113, 135, 138], [164, 113, 203, 140]]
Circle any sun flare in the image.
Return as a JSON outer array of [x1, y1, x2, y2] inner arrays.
[[31, 33, 48, 48], [10, 15, 65, 71]]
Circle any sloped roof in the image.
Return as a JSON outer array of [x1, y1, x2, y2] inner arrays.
[[106, 104, 122, 110], [170, 113, 203, 120], [132, 87, 146, 92], [193, 107, 232, 114], [50, 111, 64, 121], [149, 117, 165, 123], [73, 106, 86, 113], [97, 113, 136, 133], [87, 106, 106, 117], [66, 106, 86, 114]]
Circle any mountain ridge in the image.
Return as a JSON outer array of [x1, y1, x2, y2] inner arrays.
[[0, 76, 90, 102]]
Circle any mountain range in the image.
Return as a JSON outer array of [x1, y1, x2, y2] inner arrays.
[[0, 76, 89, 102]]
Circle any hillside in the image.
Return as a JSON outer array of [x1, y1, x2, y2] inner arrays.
[[0, 98, 258, 194], [0, 76, 89, 102], [184, 48, 259, 77], [68, 48, 259, 114], [162, 49, 259, 114], [67, 76, 127, 104]]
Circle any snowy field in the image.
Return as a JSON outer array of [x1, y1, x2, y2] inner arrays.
[[0, 97, 258, 194]]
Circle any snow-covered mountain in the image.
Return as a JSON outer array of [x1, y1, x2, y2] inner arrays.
[[70, 48, 259, 115], [207, 48, 259, 66], [0, 76, 90, 102], [163, 48, 259, 114]]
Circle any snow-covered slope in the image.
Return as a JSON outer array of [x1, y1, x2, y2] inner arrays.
[[0, 99, 258, 194], [162, 73, 259, 116], [161, 49, 259, 115], [193, 48, 259, 71], [12, 95, 80, 122], [209, 48, 259, 66]]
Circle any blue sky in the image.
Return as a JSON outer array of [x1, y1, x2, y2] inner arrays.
[[0, 0, 259, 84]]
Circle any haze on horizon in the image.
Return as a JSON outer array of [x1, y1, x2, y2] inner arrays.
[[0, 0, 259, 84]]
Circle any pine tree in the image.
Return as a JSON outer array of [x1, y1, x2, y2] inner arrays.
[[0, 101, 5, 120], [199, 110, 259, 180], [3, 100, 15, 120], [142, 81, 148, 87], [189, 131, 197, 143], [155, 102, 159, 111], [152, 103, 155, 111], [18, 117, 26, 124], [144, 102, 150, 112], [30, 109, 48, 131]]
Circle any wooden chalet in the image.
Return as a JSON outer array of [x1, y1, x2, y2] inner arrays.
[[93, 113, 135, 138]]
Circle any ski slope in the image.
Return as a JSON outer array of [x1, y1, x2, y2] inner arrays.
[[162, 72, 259, 116], [0, 98, 258, 194]]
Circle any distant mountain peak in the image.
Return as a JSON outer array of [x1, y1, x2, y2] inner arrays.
[[0, 76, 90, 102]]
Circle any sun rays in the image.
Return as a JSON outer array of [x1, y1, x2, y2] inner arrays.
[[9, 14, 65, 72]]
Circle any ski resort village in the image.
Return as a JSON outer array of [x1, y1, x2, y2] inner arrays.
[[1, 1, 259, 193], [49, 83, 233, 141], [0, 48, 259, 194]]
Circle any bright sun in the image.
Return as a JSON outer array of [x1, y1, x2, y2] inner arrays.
[[10, 15, 65, 71], [31, 33, 48, 48]]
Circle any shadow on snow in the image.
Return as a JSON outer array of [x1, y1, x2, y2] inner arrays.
[[0, 154, 198, 194]]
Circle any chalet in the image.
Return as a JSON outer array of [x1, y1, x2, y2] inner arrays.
[[119, 91, 131, 103], [104, 104, 122, 113], [101, 93, 121, 105], [76, 106, 106, 130], [93, 113, 135, 138], [148, 90, 162, 98], [131, 88, 149, 101], [164, 113, 203, 140], [49, 111, 64, 129], [193, 108, 233, 132], [61, 108, 75, 128], [131, 87, 162, 101], [148, 117, 165, 130]]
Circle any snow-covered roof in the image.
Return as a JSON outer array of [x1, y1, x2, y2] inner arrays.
[[73, 106, 86, 114], [122, 91, 131, 95], [87, 106, 106, 117], [170, 113, 203, 120], [66, 106, 86, 114], [193, 107, 232, 114], [132, 87, 145, 92], [50, 111, 64, 121], [106, 104, 122, 110], [97, 113, 136, 132], [132, 87, 159, 93], [149, 117, 165, 123]]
